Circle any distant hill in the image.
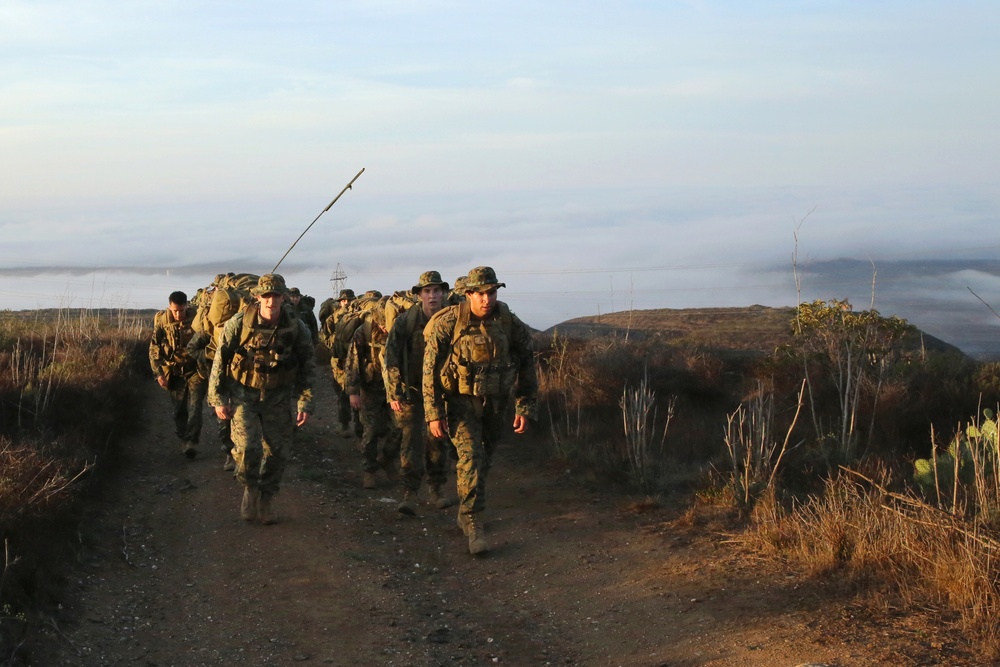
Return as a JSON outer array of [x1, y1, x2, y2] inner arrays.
[[546, 305, 966, 358]]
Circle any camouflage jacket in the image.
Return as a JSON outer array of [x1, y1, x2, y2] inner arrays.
[[149, 307, 199, 381], [345, 319, 388, 397], [383, 305, 432, 404], [422, 301, 538, 423], [207, 306, 316, 413]]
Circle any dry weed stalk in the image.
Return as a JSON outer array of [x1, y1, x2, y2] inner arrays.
[[723, 379, 805, 508], [619, 368, 674, 492], [747, 468, 1000, 652]]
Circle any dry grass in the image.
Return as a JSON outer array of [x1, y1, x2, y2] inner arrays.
[[0, 308, 148, 661], [746, 470, 1000, 655]]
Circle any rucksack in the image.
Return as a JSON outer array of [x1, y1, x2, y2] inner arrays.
[[384, 290, 418, 335], [330, 307, 365, 362]]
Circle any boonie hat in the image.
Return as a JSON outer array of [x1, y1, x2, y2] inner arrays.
[[464, 266, 505, 293], [288, 287, 302, 296], [452, 275, 468, 293], [411, 270, 449, 294], [338, 289, 356, 301], [252, 273, 289, 297]]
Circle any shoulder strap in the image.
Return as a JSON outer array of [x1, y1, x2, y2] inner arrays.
[[154, 310, 170, 330], [238, 304, 260, 348]]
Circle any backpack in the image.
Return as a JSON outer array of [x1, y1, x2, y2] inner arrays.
[[330, 307, 365, 362], [384, 290, 418, 335], [318, 297, 339, 328], [194, 273, 258, 334]]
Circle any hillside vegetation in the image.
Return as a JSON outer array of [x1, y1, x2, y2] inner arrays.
[[549, 304, 963, 357], [3, 301, 1000, 661], [537, 301, 1000, 655]]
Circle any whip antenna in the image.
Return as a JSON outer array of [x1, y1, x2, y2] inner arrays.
[[271, 167, 365, 273]]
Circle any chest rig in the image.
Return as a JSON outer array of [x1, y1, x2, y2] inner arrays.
[[229, 305, 300, 390], [439, 301, 517, 398], [155, 310, 196, 369]]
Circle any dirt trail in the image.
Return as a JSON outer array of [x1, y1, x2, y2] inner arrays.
[[24, 379, 971, 666]]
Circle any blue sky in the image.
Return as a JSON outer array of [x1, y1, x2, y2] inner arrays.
[[2, 1, 1000, 340]]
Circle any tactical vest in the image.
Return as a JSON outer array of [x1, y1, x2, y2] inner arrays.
[[154, 309, 196, 373], [439, 301, 516, 398], [229, 304, 301, 390]]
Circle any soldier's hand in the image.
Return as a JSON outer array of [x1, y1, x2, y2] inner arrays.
[[513, 414, 530, 435], [349, 394, 362, 410], [296, 412, 309, 427], [156, 375, 168, 389], [215, 405, 234, 420], [390, 400, 404, 413], [429, 419, 447, 440]]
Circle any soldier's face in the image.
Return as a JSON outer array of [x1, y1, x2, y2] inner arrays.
[[168, 302, 187, 321], [419, 285, 444, 315], [467, 289, 497, 318], [257, 293, 284, 323]]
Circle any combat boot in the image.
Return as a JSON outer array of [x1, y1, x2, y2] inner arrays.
[[427, 485, 454, 510], [240, 487, 260, 522], [223, 454, 235, 472], [457, 511, 471, 535], [257, 492, 276, 525], [397, 488, 417, 516], [466, 516, 489, 555], [362, 471, 377, 489], [379, 456, 400, 482], [182, 441, 197, 459]]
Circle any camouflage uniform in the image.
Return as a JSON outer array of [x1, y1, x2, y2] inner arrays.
[[208, 274, 315, 506], [345, 303, 401, 482], [149, 298, 205, 455], [321, 289, 360, 435], [423, 267, 537, 552], [384, 272, 450, 505]]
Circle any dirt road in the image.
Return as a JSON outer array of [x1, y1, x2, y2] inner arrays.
[[24, 379, 971, 666]]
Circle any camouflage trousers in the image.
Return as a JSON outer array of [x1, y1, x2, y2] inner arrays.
[[165, 371, 207, 444], [228, 385, 296, 496], [357, 386, 401, 473], [216, 416, 234, 454], [393, 401, 447, 492], [445, 394, 508, 517], [331, 362, 361, 435]]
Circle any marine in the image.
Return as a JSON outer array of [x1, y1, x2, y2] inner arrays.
[[423, 266, 538, 554], [384, 271, 455, 514], [149, 290, 206, 459], [345, 297, 401, 489], [208, 273, 316, 525]]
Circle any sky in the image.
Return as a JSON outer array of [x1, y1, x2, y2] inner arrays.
[[2, 1, 1000, 348]]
